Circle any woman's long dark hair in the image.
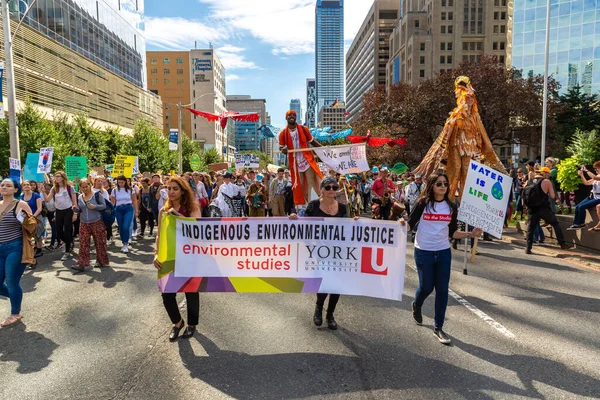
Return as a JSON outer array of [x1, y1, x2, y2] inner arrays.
[[422, 173, 453, 212], [115, 175, 131, 192]]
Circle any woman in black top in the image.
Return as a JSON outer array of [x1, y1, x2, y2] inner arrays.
[[290, 176, 358, 330]]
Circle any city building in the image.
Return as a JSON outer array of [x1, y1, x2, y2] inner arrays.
[[306, 79, 317, 129], [346, 0, 399, 123], [289, 98, 302, 124], [512, 0, 600, 95], [1, 0, 161, 133], [226, 95, 266, 153], [147, 49, 229, 159], [263, 112, 275, 161], [386, 0, 512, 90], [315, 0, 345, 113], [318, 102, 347, 132]]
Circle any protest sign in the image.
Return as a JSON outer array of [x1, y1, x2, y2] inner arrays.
[[37, 147, 54, 173], [314, 144, 369, 175], [9, 158, 20, 181], [113, 155, 136, 178], [190, 154, 201, 170], [235, 154, 259, 169], [24, 153, 45, 181], [458, 160, 512, 239], [157, 215, 406, 301], [65, 156, 87, 181], [133, 157, 139, 176]]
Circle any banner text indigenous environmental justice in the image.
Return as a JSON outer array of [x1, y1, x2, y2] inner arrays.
[[180, 221, 397, 246]]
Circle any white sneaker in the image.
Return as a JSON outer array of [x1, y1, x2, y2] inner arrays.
[[60, 252, 71, 261], [121, 245, 129, 253]]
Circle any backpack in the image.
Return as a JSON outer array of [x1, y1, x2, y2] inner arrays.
[[95, 191, 116, 228], [522, 178, 546, 208]]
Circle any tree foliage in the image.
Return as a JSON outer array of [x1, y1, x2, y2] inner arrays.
[[554, 85, 600, 157], [353, 56, 561, 168]]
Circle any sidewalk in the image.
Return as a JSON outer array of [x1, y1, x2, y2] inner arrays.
[[501, 226, 600, 271]]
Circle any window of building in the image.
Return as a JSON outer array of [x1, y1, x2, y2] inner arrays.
[[500, 25, 506, 33], [441, 12, 446, 20], [448, 25, 453, 34], [441, 43, 446, 51], [176, 58, 184, 64], [448, 42, 453, 51], [494, 25, 499, 34], [470, 42, 476, 51], [499, 55, 505, 63], [448, 12, 453, 20], [447, 55, 452, 64], [442, 0, 446, 5], [499, 42, 505, 50], [463, 42, 469, 51], [163, 68, 170, 74], [420, 42, 425, 51], [151, 78, 158, 85], [449, 0, 453, 5], [501, 12, 506, 20], [463, 55, 469, 61], [177, 68, 184, 74], [494, 11, 499, 20], [415, 19, 420, 28], [166, 124, 171, 130], [151, 68, 157, 74], [420, 70, 425, 78], [469, 55, 475, 62], [150, 58, 157, 64], [441, 25, 446, 34], [420, 56, 425, 64], [493, 42, 498, 50], [164, 58, 170, 64], [164, 78, 171, 84], [177, 78, 184, 84], [165, 114, 170, 120], [494, 0, 499, 5], [440, 56, 445, 64], [477, 42, 482, 50]]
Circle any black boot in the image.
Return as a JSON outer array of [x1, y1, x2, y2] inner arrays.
[[326, 312, 337, 330], [313, 305, 323, 326]]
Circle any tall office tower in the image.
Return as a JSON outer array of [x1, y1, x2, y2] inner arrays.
[[315, 0, 344, 113], [306, 79, 317, 129], [226, 95, 266, 153], [1, 0, 161, 132], [512, 0, 600, 95], [346, 0, 399, 122], [290, 98, 302, 124], [386, 0, 512, 90]]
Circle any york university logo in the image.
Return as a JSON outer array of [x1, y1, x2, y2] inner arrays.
[[360, 247, 388, 275]]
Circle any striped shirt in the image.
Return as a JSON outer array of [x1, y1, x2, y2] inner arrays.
[[0, 203, 23, 244]]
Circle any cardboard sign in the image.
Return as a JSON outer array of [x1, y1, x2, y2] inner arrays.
[[65, 156, 88, 181], [9, 158, 20, 182], [24, 153, 45, 182], [208, 162, 230, 172], [113, 155, 136, 178], [458, 160, 513, 239], [37, 147, 54, 173]]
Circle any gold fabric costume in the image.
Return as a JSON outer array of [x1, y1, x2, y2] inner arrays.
[[413, 76, 507, 200]]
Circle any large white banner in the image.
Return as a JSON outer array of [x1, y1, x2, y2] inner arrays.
[[37, 147, 54, 173], [314, 144, 370, 175], [171, 217, 406, 301], [458, 160, 512, 238]]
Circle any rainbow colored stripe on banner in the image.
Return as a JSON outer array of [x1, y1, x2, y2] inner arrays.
[[157, 215, 323, 293]]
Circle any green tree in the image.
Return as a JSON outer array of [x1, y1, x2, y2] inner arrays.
[[122, 119, 170, 172], [202, 148, 223, 166], [555, 85, 600, 157], [16, 99, 58, 162], [181, 134, 206, 172]]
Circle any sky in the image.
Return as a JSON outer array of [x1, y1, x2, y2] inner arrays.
[[144, 0, 375, 128]]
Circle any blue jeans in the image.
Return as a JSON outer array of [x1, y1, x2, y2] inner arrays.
[[533, 223, 545, 242], [414, 247, 452, 330], [0, 239, 27, 314], [115, 204, 134, 245], [573, 198, 600, 225]]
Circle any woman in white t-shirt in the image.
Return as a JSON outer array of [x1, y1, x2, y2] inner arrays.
[[110, 175, 138, 253], [401, 173, 481, 345], [44, 171, 78, 261]]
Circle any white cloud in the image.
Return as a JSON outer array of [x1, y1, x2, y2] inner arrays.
[[216, 45, 261, 70], [227, 74, 241, 81], [145, 17, 228, 50]]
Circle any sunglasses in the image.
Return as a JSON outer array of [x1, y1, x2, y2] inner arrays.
[[323, 185, 339, 191], [435, 181, 449, 187]]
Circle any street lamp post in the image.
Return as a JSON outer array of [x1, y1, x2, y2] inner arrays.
[[177, 91, 216, 174], [2, 0, 38, 164]]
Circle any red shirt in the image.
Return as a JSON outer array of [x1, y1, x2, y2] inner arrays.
[[372, 178, 395, 197]]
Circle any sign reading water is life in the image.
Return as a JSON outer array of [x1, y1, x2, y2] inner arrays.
[[458, 160, 512, 239]]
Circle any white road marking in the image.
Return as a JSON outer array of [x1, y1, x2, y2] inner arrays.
[[407, 263, 516, 339]]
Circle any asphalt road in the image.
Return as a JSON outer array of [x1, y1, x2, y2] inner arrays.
[[1, 235, 599, 399]]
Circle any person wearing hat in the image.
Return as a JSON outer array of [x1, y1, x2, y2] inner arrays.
[[279, 110, 324, 206], [246, 174, 267, 217], [371, 167, 395, 220], [404, 173, 425, 215], [524, 166, 572, 254], [214, 172, 242, 217]]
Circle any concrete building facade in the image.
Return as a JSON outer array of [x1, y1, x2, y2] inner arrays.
[[316, 0, 345, 112], [346, 0, 399, 123], [318, 102, 347, 132], [386, 0, 513, 90], [305, 79, 317, 129], [1, 0, 161, 133], [226, 95, 266, 153]]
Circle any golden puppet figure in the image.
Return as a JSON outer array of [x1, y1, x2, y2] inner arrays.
[[413, 76, 507, 201]]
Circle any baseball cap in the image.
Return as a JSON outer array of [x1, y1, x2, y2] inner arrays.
[[256, 174, 264, 181], [372, 167, 379, 173], [537, 167, 551, 174]]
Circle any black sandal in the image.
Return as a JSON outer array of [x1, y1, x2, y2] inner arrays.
[[181, 325, 196, 339]]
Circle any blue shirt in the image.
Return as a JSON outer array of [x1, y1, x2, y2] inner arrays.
[[21, 192, 41, 215]]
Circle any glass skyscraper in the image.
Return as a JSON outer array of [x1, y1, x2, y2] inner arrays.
[[10, 0, 146, 88], [315, 0, 344, 111], [512, 0, 600, 95]]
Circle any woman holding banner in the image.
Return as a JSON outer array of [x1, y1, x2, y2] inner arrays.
[[290, 176, 359, 330], [44, 171, 78, 261], [153, 176, 201, 341], [110, 176, 138, 254], [400, 173, 481, 345]]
